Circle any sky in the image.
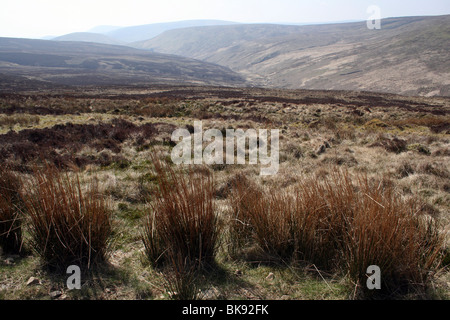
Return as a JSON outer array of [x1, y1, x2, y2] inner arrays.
[[1, 0, 449, 39]]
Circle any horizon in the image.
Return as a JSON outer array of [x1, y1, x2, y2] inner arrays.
[[1, 0, 449, 39]]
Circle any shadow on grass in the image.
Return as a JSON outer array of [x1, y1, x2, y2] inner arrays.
[[194, 260, 266, 300], [37, 261, 135, 300]]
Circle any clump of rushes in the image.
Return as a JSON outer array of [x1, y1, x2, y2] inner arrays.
[[227, 173, 260, 260], [228, 173, 297, 263], [228, 168, 445, 297], [142, 155, 219, 270], [160, 253, 202, 300], [23, 164, 112, 272], [0, 166, 23, 254], [342, 175, 444, 297]]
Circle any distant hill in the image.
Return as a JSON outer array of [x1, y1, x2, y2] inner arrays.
[[53, 32, 124, 45], [88, 25, 123, 34], [138, 15, 450, 96], [103, 20, 238, 43], [0, 37, 246, 90], [133, 24, 305, 55]]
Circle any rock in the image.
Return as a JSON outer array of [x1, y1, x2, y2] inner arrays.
[[26, 277, 40, 286], [265, 272, 275, 281], [49, 290, 63, 299], [201, 287, 220, 300], [316, 141, 332, 155], [308, 120, 321, 129], [316, 144, 326, 155], [292, 148, 303, 159], [353, 109, 364, 117]]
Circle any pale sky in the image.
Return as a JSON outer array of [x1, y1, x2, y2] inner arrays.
[[1, 0, 449, 39]]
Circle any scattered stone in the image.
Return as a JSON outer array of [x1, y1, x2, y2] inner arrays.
[[316, 141, 332, 155], [201, 287, 220, 300], [49, 290, 63, 299], [308, 120, 321, 129], [265, 272, 275, 281], [26, 277, 40, 286], [353, 109, 364, 117], [316, 144, 326, 155], [292, 148, 303, 159]]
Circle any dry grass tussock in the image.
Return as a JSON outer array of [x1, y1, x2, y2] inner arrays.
[[0, 166, 23, 254], [142, 155, 219, 270], [227, 168, 445, 297], [141, 156, 220, 299], [21, 164, 112, 272]]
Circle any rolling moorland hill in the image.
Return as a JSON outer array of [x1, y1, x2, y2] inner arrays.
[[53, 32, 125, 46], [53, 20, 239, 44], [105, 20, 238, 43], [136, 15, 450, 96], [0, 37, 246, 91]]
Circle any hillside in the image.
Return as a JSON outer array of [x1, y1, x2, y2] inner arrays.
[[103, 20, 237, 43], [0, 37, 246, 91], [53, 32, 125, 46], [138, 15, 450, 96]]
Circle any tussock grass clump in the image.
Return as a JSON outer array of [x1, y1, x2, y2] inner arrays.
[[142, 156, 219, 269], [0, 114, 40, 128], [228, 169, 445, 296], [228, 170, 354, 268], [0, 166, 23, 254], [389, 116, 450, 133], [227, 173, 263, 260], [142, 156, 219, 299], [342, 176, 444, 295], [369, 134, 407, 153], [22, 164, 112, 272], [159, 254, 202, 300]]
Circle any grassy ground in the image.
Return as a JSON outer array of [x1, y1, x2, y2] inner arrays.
[[0, 86, 449, 300]]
